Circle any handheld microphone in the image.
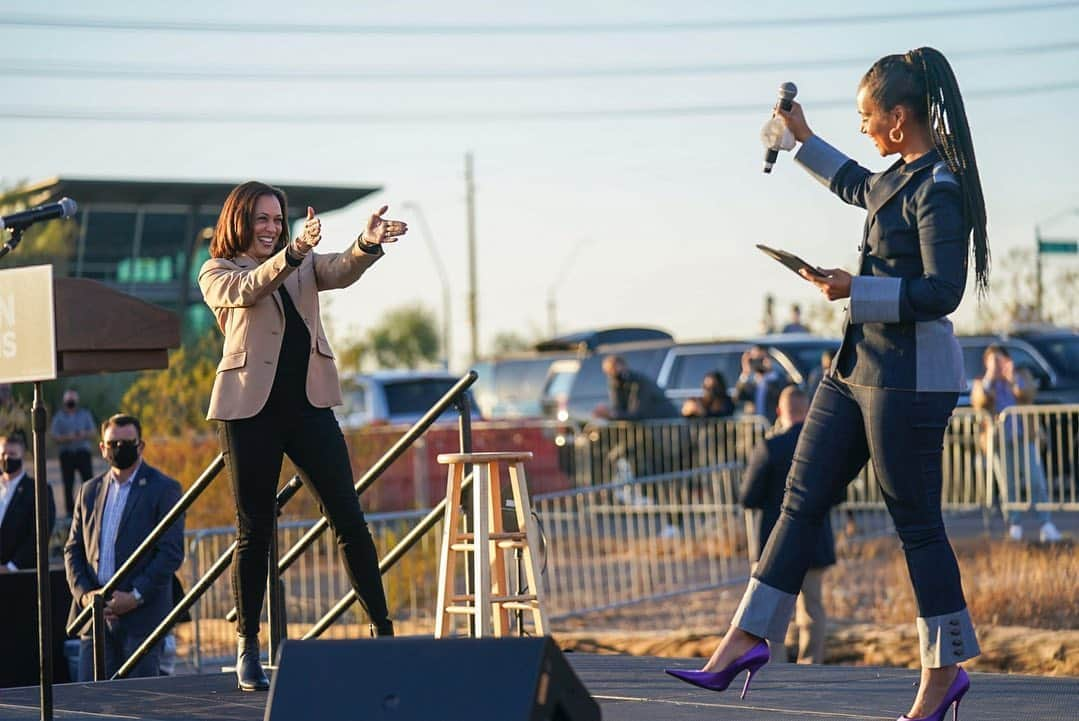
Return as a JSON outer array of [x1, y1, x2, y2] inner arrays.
[[0, 197, 78, 231], [763, 82, 798, 174]]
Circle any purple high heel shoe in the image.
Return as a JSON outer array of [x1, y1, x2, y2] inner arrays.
[[665, 640, 770, 699], [898, 667, 970, 721]]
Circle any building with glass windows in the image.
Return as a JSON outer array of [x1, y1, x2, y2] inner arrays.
[[1, 177, 380, 336]]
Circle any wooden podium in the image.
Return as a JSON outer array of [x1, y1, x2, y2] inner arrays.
[[53, 277, 181, 374], [0, 267, 180, 721]]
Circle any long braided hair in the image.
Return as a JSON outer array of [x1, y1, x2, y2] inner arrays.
[[859, 47, 989, 293]]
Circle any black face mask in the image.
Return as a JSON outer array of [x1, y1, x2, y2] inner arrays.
[[1, 457, 22, 475], [105, 442, 140, 471], [64, 400, 76, 409]]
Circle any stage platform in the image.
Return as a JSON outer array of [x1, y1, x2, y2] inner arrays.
[[0, 653, 1075, 720]]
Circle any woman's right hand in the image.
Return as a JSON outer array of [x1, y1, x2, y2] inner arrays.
[[776, 100, 813, 144], [293, 206, 322, 255]]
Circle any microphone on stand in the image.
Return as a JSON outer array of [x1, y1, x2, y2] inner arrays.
[[0, 197, 78, 231], [762, 82, 798, 173]]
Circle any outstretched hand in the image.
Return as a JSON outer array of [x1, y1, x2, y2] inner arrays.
[[363, 205, 408, 245], [294, 206, 322, 255], [799, 267, 852, 301]]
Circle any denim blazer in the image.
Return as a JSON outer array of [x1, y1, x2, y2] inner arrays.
[[795, 136, 969, 392]]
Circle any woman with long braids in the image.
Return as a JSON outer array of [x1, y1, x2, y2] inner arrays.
[[666, 48, 987, 721], [199, 182, 407, 691]]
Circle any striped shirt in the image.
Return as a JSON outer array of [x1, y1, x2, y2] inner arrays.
[[97, 461, 142, 584]]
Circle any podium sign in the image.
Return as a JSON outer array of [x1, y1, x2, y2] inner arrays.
[[0, 265, 56, 383]]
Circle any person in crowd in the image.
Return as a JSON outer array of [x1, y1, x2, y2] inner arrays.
[[50, 389, 97, 519], [740, 388, 845, 664], [667, 47, 987, 721], [199, 181, 405, 691], [971, 345, 1062, 543], [682, 371, 735, 419], [781, 304, 810, 334], [805, 350, 834, 399], [0, 431, 56, 572], [594, 355, 678, 421], [64, 414, 184, 680], [734, 346, 791, 423]]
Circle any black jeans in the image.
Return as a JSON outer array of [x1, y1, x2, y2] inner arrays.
[[59, 449, 93, 518], [221, 404, 389, 637], [756, 375, 967, 619]]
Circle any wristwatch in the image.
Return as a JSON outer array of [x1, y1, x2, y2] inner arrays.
[[131, 588, 144, 607]]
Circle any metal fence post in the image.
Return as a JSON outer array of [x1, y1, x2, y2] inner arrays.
[[189, 535, 202, 673], [91, 594, 107, 681]]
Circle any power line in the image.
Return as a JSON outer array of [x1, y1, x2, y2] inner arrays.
[[1, 2, 1077, 35], [2, 41, 1076, 82], [1, 81, 1075, 125]]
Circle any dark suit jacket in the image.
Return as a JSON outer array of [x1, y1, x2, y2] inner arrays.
[[795, 137, 968, 392], [0, 474, 56, 570], [739, 423, 837, 569], [608, 370, 678, 421], [64, 462, 184, 638]]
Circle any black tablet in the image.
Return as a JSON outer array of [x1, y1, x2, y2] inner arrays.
[[755, 244, 827, 279]]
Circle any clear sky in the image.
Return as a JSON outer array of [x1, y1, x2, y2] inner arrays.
[[2, 0, 1078, 369]]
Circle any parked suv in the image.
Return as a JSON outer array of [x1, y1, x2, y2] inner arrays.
[[540, 339, 675, 422], [471, 353, 572, 420], [656, 334, 841, 407], [958, 327, 1079, 405], [336, 371, 478, 428]]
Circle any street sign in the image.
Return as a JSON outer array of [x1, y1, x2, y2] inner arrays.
[[1038, 239, 1078, 254], [0, 265, 56, 383]]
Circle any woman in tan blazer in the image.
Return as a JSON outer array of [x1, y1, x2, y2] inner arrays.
[[199, 181, 407, 691]]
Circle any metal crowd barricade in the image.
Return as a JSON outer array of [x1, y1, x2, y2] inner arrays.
[[531, 463, 750, 620], [987, 404, 1079, 516], [565, 415, 770, 487]]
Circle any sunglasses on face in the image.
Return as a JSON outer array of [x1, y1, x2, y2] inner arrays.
[[103, 440, 140, 450]]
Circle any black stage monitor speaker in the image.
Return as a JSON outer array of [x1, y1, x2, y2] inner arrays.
[[265, 636, 601, 721]]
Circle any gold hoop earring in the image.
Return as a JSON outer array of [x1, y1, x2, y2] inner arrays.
[[888, 127, 904, 144]]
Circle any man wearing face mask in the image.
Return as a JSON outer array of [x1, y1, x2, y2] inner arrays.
[[50, 389, 97, 519], [0, 431, 56, 572], [64, 414, 184, 680]]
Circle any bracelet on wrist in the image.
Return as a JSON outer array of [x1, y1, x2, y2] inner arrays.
[[357, 234, 381, 253]]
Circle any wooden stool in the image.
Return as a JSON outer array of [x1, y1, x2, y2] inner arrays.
[[434, 452, 548, 638]]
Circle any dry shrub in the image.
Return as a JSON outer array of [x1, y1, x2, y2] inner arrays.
[[827, 535, 1079, 629]]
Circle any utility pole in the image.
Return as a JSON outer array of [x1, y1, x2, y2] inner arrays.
[[465, 152, 479, 364]]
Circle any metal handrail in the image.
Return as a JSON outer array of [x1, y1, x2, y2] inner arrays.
[[67, 453, 226, 638], [221, 370, 478, 622]]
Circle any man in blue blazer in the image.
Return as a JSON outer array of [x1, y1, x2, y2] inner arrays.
[[0, 431, 56, 572], [64, 414, 183, 681], [740, 387, 846, 664]]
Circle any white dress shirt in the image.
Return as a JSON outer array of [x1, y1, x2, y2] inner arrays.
[[0, 471, 26, 570], [96, 461, 142, 584]]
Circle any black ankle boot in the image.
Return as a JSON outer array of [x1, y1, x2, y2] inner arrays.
[[236, 635, 270, 691], [370, 620, 395, 637]]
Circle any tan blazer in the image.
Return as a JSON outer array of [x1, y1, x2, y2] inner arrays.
[[198, 242, 382, 421]]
